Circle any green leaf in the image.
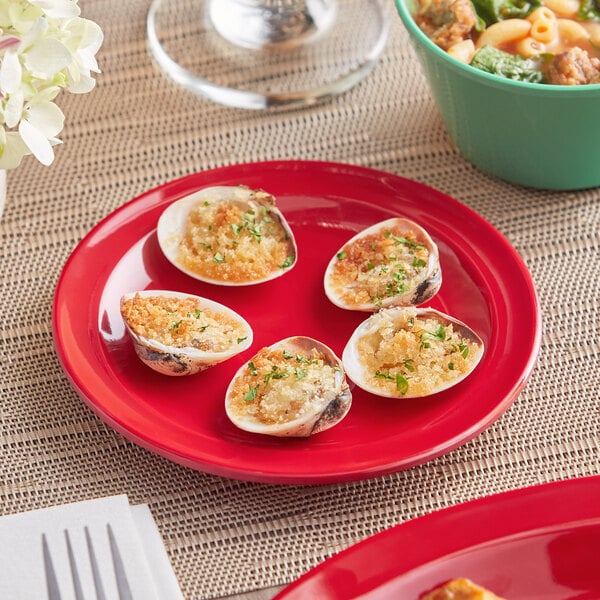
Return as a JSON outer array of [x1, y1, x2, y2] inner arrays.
[[471, 0, 541, 26], [578, 0, 600, 20], [470, 45, 545, 83]]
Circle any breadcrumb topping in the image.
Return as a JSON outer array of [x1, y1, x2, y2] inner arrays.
[[355, 308, 481, 397], [328, 225, 431, 307], [121, 293, 248, 352], [228, 346, 341, 425], [177, 190, 295, 283]]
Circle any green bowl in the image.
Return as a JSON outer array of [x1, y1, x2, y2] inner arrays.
[[394, 0, 600, 190]]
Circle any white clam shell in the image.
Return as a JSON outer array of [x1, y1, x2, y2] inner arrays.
[[120, 290, 253, 376], [157, 185, 297, 286], [324, 217, 441, 312], [342, 307, 484, 398], [225, 336, 352, 437]]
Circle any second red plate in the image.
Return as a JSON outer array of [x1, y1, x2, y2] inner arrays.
[[52, 161, 541, 484]]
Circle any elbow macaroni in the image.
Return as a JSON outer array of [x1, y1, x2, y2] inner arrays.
[[471, 0, 599, 60], [556, 18, 590, 43], [476, 19, 531, 48], [528, 7, 558, 43], [516, 36, 547, 57], [541, 0, 579, 17]]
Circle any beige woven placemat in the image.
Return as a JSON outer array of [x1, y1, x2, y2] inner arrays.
[[1, 1, 598, 598]]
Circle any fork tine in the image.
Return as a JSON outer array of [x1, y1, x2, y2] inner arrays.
[[42, 534, 62, 600], [107, 524, 133, 600], [85, 526, 107, 600], [64, 530, 85, 600]]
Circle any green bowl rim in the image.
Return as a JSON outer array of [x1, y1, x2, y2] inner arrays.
[[393, 0, 600, 94]]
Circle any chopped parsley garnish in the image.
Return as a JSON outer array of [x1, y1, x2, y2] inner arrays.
[[375, 370, 409, 395], [294, 368, 307, 380], [336, 251, 347, 260], [395, 373, 409, 395], [260, 207, 273, 223], [392, 235, 426, 251], [403, 359, 415, 372], [236, 336, 247, 344], [214, 252, 225, 263], [244, 386, 258, 402], [375, 370, 394, 381], [264, 365, 289, 385], [295, 355, 320, 365], [279, 255, 295, 268], [421, 325, 447, 344], [247, 224, 262, 242], [247, 361, 258, 376]]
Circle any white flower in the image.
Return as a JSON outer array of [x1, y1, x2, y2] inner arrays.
[[0, 0, 103, 169]]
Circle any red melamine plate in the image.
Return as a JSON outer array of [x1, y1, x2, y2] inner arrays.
[[52, 161, 541, 484], [274, 475, 600, 598]]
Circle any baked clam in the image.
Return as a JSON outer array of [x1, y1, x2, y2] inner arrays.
[[157, 185, 297, 286], [324, 217, 441, 312], [342, 306, 484, 398], [120, 290, 253, 376], [225, 336, 352, 437]]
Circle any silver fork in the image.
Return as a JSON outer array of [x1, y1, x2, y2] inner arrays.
[[42, 524, 133, 600]]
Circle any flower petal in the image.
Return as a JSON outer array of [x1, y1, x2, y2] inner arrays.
[[29, 0, 81, 19], [0, 131, 31, 170], [24, 38, 72, 79], [18, 118, 55, 165], [26, 100, 64, 137], [67, 72, 95, 93], [4, 90, 25, 128], [0, 50, 22, 94]]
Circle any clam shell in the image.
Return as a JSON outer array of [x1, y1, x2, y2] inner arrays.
[[324, 217, 441, 312], [225, 336, 352, 437], [120, 290, 253, 376], [157, 185, 297, 286], [342, 307, 484, 398]]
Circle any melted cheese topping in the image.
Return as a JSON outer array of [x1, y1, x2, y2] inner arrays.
[[422, 578, 506, 600], [228, 346, 340, 425], [328, 225, 430, 307], [355, 308, 481, 397], [177, 191, 295, 283], [121, 294, 248, 352]]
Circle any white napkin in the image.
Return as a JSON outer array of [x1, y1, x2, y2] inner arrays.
[[0, 495, 184, 600]]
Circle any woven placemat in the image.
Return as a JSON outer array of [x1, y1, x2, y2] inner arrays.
[[1, 1, 598, 598]]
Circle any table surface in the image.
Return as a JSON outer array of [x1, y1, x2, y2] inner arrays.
[[1, 1, 598, 599]]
